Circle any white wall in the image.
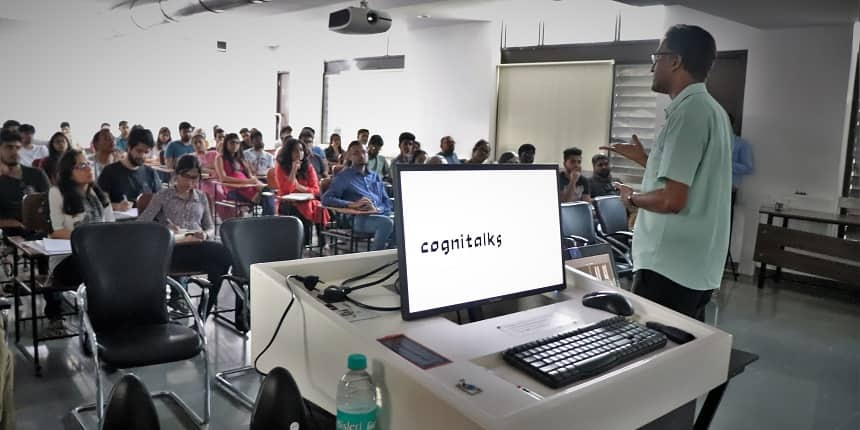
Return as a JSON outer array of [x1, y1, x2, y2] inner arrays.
[[663, 6, 858, 275]]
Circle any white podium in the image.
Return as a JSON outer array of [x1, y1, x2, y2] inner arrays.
[[250, 250, 732, 429]]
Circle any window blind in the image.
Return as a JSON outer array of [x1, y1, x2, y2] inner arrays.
[[609, 64, 657, 190]]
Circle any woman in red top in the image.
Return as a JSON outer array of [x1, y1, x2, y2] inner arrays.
[[214, 133, 275, 215], [275, 138, 330, 246]]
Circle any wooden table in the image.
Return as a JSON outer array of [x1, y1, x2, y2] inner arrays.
[[8, 237, 76, 376], [755, 205, 860, 288]]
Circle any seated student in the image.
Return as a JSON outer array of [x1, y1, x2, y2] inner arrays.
[[366, 135, 391, 180], [437, 136, 461, 165], [300, 130, 329, 181], [47, 149, 115, 330], [466, 139, 491, 164], [155, 127, 172, 163], [0, 130, 51, 238], [88, 129, 121, 179], [164, 122, 195, 169], [393, 132, 416, 164], [18, 124, 48, 168], [322, 141, 395, 251], [558, 147, 591, 203], [243, 129, 274, 177], [588, 153, 620, 198], [138, 155, 231, 316], [214, 133, 275, 215], [324, 133, 344, 165], [275, 138, 330, 247], [518, 143, 536, 164], [497, 151, 519, 164], [413, 150, 429, 165], [36, 132, 71, 184], [427, 154, 447, 165], [98, 128, 161, 212]]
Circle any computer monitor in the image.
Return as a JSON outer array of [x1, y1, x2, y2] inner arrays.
[[564, 244, 618, 288], [394, 164, 565, 320]]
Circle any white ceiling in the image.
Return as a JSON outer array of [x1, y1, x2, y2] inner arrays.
[[664, 0, 860, 28]]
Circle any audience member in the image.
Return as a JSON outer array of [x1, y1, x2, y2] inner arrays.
[[518, 143, 536, 164], [466, 139, 491, 164], [1, 121, 19, 132], [324, 133, 344, 165], [588, 154, 619, 198], [243, 130, 274, 176], [60, 121, 78, 149], [437, 136, 460, 165], [213, 127, 225, 151], [100, 122, 110, 130], [558, 147, 591, 203], [239, 128, 252, 151], [322, 141, 395, 251], [36, 132, 70, 184], [115, 121, 130, 152], [17, 124, 48, 167], [301, 130, 328, 180], [97, 128, 161, 211], [728, 113, 754, 212], [427, 155, 447, 165], [275, 138, 330, 247], [414, 141, 422, 151], [214, 133, 274, 215], [47, 149, 115, 329], [193, 133, 218, 174], [0, 130, 51, 237], [413, 150, 429, 164], [138, 154, 231, 316], [357, 129, 370, 146], [165, 121, 195, 169], [280, 126, 293, 142], [302, 127, 326, 160], [87, 129, 120, 179], [497, 151, 519, 164], [393, 132, 416, 164], [155, 127, 172, 162], [367, 135, 390, 179]]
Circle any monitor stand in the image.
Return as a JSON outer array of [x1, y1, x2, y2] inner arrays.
[[441, 291, 568, 325]]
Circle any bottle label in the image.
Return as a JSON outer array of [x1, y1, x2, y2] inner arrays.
[[336, 408, 377, 430]]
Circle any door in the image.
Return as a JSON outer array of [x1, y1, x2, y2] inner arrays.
[[707, 50, 748, 134]]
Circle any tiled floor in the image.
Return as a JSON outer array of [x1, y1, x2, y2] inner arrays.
[[9, 275, 860, 429]]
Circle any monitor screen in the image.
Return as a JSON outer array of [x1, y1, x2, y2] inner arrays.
[[394, 164, 565, 320]]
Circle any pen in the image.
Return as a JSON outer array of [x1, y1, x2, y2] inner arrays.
[[517, 385, 543, 400]]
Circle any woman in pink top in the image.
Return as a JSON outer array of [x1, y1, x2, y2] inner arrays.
[[214, 133, 275, 215]]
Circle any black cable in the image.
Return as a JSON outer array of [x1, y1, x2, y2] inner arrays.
[[343, 267, 399, 294], [340, 260, 398, 286], [253, 275, 297, 376], [346, 296, 400, 312]]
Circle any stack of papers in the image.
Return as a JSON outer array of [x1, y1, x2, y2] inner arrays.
[[40, 239, 72, 254]]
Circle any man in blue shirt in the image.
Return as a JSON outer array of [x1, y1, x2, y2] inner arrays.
[[115, 120, 130, 152], [436, 136, 461, 165], [164, 121, 195, 168], [728, 114, 754, 195], [322, 140, 394, 251]]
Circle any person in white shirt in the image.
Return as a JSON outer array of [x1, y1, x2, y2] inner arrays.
[[17, 124, 48, 167], [243, 129, 274, 176]]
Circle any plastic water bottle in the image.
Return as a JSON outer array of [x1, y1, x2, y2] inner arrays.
[[336, 354, 378, 430]]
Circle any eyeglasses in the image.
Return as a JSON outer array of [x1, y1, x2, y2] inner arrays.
[[650, 51, 678, 65], [74, 162, 92, 170]]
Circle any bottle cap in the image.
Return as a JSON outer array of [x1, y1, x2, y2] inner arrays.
[[347, 353, 367, 370]]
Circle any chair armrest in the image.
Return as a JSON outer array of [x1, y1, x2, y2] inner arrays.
[[184, 276, 213, 289], [602, 235, 631, 254], [221, 274, 250, 307], [221, 274, 248, 286], [606, 231, 634, 240], [165, 276, 208, 347], [76, 285, 99, 357], [596, 237, 633, 266], [564, 235, 591, 246]]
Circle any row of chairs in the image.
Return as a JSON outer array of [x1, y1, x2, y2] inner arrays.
[[561, 196, 634, 278]]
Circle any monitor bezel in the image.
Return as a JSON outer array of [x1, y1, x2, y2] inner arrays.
[[393, 163, 566, 321]]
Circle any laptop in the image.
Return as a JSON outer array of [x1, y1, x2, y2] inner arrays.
[[564, 243, 619, 287]]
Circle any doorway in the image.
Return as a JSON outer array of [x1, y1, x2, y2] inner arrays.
[[707, 50, 748, 133]]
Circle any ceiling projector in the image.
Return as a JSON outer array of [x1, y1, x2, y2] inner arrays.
[[329, 1, 392, 35]]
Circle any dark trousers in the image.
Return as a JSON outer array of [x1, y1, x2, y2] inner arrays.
[[171, 241, 232, 314], [46, 255, 81, 319], [279, 204, 323, 248], [632, 269, 712, 322]]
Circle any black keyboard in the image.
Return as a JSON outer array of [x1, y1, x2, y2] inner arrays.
[[503, 316, 667, 388]]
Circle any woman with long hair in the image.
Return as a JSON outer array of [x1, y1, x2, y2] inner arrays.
[[324, 133, 343, 165], [214, 133, 274, 215], [139, 154, 231, 316], [45, 149, 115, 331], [156, 127, 171, 160], [275, 138, 330, 247], [36, 132, 70, 184]]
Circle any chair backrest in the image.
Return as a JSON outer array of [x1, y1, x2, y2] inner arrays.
[[136, 192, 154, 213], [219, 216, 304, 280], [72, 222, 173, 333], [559, 202, 597, 243], [21, 192, 50, 234], [250, 367, 313, 430], [102, 374, 161, 430], [592, 196, 630, 235]]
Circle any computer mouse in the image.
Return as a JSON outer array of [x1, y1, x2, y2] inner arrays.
[[582, 291, 634, 316]]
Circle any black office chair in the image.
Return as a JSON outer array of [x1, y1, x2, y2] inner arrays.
[[592, 196, 634, 251], [217, 216, 304, 408], [71, 222, 210, 429], [102, 374, 161, 430], [250, 367, 314, 430], [560, 202, 633, 279]]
